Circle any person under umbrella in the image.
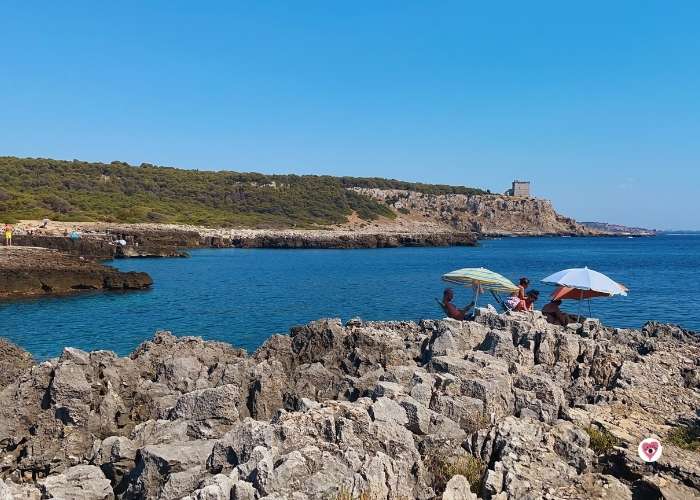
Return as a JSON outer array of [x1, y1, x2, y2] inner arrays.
[[541, 267, 627, 322]]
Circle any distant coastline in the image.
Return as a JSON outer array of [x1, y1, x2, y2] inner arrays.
[[579, 221, 656, 236]]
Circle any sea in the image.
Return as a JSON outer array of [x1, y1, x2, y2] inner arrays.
[[3, 234, 699, 359]]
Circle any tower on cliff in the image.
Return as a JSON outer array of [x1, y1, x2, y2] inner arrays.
[[507, 180, 530, 197]]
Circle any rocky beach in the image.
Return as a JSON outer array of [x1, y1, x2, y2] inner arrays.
[[0, 309, 697, 499]]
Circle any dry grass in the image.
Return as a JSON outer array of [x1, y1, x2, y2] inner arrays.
[[424, 453, 485, 494], [334, 487, 375, 500], [460, 411, 491, 434], [585, 426, 619, 455]]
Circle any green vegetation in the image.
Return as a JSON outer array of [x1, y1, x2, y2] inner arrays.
[[0, 157, 485, 227], [585, 426, 619, 455], [424, 453, 485, 494], [667, 424, 700, 452], [337, 176, 485, 196]]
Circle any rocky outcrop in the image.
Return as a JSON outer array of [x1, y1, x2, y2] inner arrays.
[[0, 247, 152, 298], [12, 233, 190, 259], [15, 224, 476, 254], [354, 188, 599, 236], [0, 312, 697, 498], [220, 230, 476, 249], [0, 338, 34, 391]]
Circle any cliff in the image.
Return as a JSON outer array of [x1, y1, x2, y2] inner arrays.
[[0, 311, 697, 498], [353, 188, 597, 236], [0, 247, 152, 298]]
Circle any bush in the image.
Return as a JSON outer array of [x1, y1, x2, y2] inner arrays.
[[424, 453, 485, 494], [667, 424, 700, 452], [41, 194, 73, 214], [585, 426, 619, 455]]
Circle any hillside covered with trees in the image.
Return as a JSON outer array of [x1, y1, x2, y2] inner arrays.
[[0, 157, 486, 227]]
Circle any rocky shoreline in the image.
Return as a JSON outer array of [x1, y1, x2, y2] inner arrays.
[[0, 310, 697, 499], [0, 247, 152, 298], [12, 222, 478, 258]]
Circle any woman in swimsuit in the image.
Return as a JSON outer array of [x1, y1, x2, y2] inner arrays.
[[506, 277, 530, 310]]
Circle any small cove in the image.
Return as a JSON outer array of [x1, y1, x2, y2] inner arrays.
[[3, 234, 698, 359]]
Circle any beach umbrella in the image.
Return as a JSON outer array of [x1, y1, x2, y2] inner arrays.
[[551, 286, 611, 301], [542, 267, 627, 320], [542, 267, 627, 296], [442, 268, 519, 308]]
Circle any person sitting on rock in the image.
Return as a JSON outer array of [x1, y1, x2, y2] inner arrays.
[[439, 288, 475, 321], [506, 277, 530, 310], [542, 299, 574, 325], [515, 289, 539, 312]]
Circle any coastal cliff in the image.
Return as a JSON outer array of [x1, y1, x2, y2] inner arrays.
[[0, 247, 152, 298], [353, 188, 597, 236], [0, 311, 697, 498]]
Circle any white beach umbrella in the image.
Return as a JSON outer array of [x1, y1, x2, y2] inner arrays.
[[541, 267, 627, 321], [541, 267, 627, 296]]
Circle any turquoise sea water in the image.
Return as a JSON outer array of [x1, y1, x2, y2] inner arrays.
[[3, 235, 699, 359]]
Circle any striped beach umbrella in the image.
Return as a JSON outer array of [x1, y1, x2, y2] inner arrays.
[[442, 267, 519, 308], [442, 267, 519, 293]]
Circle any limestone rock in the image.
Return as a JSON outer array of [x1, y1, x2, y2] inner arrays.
[[442, 475, 477, 500], [39, 465, 113, 500], [0, 311, 697, 499]]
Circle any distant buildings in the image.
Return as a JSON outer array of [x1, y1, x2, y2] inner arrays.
[[505, 180, 530, 197]]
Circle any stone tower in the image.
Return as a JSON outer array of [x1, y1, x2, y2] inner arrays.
[[511, 180, 530, 197]]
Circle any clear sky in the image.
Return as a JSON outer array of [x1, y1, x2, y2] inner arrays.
[[2, 2, 699, 229]]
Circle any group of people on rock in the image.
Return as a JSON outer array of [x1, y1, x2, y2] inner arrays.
[[441, 276, 577, 326]]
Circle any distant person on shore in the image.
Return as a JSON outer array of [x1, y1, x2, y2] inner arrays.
[[441, 288, 475, 321], [542, 299, 574, 326], [40, 218, 49, 229], [69, 229, 81, 241], [515, 289, 539, 312], [3, 224, 12, 246], [506, 277, 530, 310]]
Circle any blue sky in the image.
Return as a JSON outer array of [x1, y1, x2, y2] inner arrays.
[[2, 2, 699, 229]]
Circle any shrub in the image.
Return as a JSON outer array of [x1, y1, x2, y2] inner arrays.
[[3, 156, 479, 227], [41, 194, 73, 214], [585, 426, 619, 455], [667, 424, 700, 452], [424, 453, 485, 494]]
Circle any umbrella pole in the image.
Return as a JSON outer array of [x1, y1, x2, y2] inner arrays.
[[577, 289, 583, 323]]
